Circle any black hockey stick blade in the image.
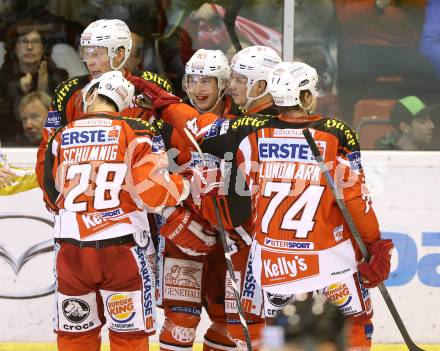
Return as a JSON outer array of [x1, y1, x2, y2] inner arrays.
[[302, 128, 425, 351], [223, 0, 244, 52]]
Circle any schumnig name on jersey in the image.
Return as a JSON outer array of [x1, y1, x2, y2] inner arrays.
[[63, 145, 119, 164]]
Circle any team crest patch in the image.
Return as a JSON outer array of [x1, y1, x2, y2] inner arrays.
[[347, 151, 362, 170], [163, 258, 203, 303], [204, 118, 226, 139], [152, 135, 165, 152], [44, 111, 62, 128]]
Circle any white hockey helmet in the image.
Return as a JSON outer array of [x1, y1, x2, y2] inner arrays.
[[268, 62, 319, 109], [183, 49, 231, 112], [80, 19, 132, 70], [230, 45, 281, 108], [82, 71, 135, 112]]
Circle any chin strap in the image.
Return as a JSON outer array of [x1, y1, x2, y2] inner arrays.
[[243, 85, 269, 110], [82, 89, 98, 113], [298, 95, 317, 115]]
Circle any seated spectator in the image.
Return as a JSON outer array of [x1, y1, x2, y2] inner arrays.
[[375, 96, 435, 150], [335, 0, 437, 124], [427, 103, 440, 149], [0, 19, 68, 144], [17, 91, 51, 146], [420, 0, 440, 79], [0, 0, 84, 48], [264, 293, 347, 351]]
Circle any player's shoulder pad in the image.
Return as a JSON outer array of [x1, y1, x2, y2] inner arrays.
[[314, 117, 360, 153], [140, 70, 174, 93], [53, 74, 89, 114], [117, 116, 156, 134]]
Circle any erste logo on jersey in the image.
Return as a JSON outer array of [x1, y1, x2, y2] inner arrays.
[[258, 138, 326, 163], [106, 293, 136, 323], [61, 126, 121, 148]]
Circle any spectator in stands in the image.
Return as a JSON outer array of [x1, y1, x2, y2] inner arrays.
[[0, 19, 68, 144], [427, 104, 440, 149], [375, 96, 435, 150], [0, 0, 83, 48], [17, 91, 51, 146], [264, 294, 347, 351], [335, 0, 437, 124], [420, 0, 440, 79]]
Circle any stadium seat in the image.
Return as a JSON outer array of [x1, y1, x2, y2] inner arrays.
[[353, 99, 396, 149]]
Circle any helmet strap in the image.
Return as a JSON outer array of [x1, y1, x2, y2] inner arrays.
[[82, 89, 98, 113], [244, 83, 268, 109], [298, 94, 316, 114], [109, 49, 127, 71]]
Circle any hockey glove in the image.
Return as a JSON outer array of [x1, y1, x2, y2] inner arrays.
[[160, 205, 217, 255], [184, 166, 224, 206], [128, 75, 180, 111], [357, 238, 394, 288]]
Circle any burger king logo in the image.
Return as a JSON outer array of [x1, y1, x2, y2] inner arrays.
[[106, 293, 136, 323], [323, 283, 352, 308]]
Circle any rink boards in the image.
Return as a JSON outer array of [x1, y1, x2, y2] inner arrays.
[[0, 148, 438, 345]]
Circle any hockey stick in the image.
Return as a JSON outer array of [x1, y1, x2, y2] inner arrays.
[[223, 0, 244, 52], [302, 128, 424, 351], [183, 127, 253, 351]]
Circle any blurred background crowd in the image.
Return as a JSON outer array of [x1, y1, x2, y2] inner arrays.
[[0, 0, 439, 151]]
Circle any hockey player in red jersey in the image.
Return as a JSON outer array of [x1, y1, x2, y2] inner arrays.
[[147, 49, 259, 351], [36, 18, 167, 189], [40, 71, 190, 351], [188, 61, 394, 350], [130, 46, 282, 350]]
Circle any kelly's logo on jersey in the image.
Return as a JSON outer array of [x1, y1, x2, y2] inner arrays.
[[260, 250, 319, 287], [61, 126, 121, 148], [258, 138, 326, 163]]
